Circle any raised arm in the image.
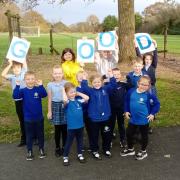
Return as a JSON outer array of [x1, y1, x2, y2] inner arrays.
[[76, 91, 89, 102], [1, 59, 13, 79]]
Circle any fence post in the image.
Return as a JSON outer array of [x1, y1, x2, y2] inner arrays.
[[5, 10, 13, 42], [50, 27, 54, 55], [16, 14, 21, 38], [164, 24, 168, 60]]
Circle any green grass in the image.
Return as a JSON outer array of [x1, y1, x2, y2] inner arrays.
[[0, 78, 180, 143]]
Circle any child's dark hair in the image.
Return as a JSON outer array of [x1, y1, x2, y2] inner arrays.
[[12, 61, 23, 67], [64, 82, 75, 93], [143, 53, 153, 64], [61, 48, 76, 63], [112, 67, 120, 71]]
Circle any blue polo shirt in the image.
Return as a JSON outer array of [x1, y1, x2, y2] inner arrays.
[[65, 98, 84, 130]]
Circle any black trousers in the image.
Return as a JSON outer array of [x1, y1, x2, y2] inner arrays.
[[15, 100, 26, 142], [126, 123, 149, 151], [89, 120, 111, 152], [54, 124, 67, 149], [110, 108, 126, 142]]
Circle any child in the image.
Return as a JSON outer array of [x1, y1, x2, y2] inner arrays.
[[94, 33, 119, 79], [13, 71, 47, 161], [61, 48, 84, 86], [142, 53, 157, 95], [63, 82, 89, 166], [109, 68, 127, 147], [76, 71, 91, 151], [135, 39, 158, 69], [120, 76, 160, 160], [126, 57, 147, 90], [81, 70, 116, 159], [1, 59, 27, 147], [47, 65, 67, 157]]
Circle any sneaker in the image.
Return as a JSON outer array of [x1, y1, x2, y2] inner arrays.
[[120, 148, 135, 156], [55, 148, 62, 157], [63, 157, 70, 166], [39, 149, 46, 159], [77, 154, 86, 163], [135, 150, 148, 160], [104, 151, 112, 158], [26, 151, 34, 161], [92, 152, 102, 160]]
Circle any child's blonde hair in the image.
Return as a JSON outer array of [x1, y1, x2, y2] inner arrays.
[[138, 75, 151, 85], [64, 82, 75, 93], [89, 74, 102, 84], [25, 71, 35, 78], [132, 57, 143, 65]]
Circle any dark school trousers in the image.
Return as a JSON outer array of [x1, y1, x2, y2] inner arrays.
[[126, 123, 149, 151], [63, 127, 84, 157], [24, 120, 44, 152], [15, 100, 26, 142], [83, 112, 92, 148], [54, 124, 67, 149], [89, 120, 111, 152], [110, 108, 126, 142]]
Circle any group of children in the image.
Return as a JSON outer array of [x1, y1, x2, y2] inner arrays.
[[1, 38, 160, 166]]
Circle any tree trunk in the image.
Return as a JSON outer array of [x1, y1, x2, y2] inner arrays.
[[118, 0, 136, 62]]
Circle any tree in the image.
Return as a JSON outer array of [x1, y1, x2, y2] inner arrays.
[[118, 0, 135, 62], [86, 14, 99, 33], [101, 15, 118, 31]]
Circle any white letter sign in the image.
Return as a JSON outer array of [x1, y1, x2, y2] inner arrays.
[[135, 33, 155, 54], [77, 39, 94, 63], [6, 36, 30, 63]]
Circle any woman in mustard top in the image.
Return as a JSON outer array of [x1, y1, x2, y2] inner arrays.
[[61, 48, 84, 86]]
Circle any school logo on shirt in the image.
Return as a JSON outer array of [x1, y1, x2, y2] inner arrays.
[[104, 126, 110, 133], [138, 98, 145, 104], [150, 99, 154, 105], [34, 92, 39, 98], [102, 90, 107, 96]]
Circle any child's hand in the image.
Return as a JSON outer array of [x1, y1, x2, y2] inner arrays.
[[133, 39, 138, 48], [108, 69, 113, 78], [82, 71, 88, 80], [8, 59, 13, 66], [16, 80, 20, 86], [36, 79, 43, 86], [47, 112, 52, 120], [152, 39, 157, 48], [147, 114, 154, 122], [124, 112, 131, 120]]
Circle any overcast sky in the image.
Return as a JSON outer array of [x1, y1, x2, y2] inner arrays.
[[33, 0, 180, 25]]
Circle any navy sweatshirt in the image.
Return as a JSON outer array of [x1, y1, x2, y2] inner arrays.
[[81, 77, 116, 122], [13, 85, 47, 122]]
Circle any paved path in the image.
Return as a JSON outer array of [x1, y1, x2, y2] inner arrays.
[[0, 126, 180, 180]]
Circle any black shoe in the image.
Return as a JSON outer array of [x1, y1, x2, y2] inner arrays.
[[104, 151, 112, 158], [77, 154, 86, 163], [39, 149, 46, 159], [63, 157, 70, 166], [135, 150, 148, 160], [92, 152, 102, 160], [55, 148, 62, 157], [17, 141, 26, 147], [120, 148, 135, 157], [26, 151, 34, 161]]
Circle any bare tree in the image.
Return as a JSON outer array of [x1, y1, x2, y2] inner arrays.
[[86, 14, 99, 33]]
